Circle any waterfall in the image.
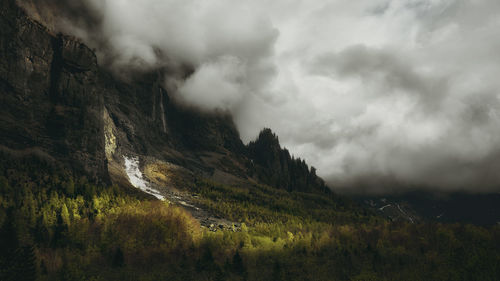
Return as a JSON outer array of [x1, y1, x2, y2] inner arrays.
[[159, 89, 167, 133], [124, 156, 165, 200]]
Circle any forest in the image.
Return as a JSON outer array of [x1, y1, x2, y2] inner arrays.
[[0, 152, 499, 281]]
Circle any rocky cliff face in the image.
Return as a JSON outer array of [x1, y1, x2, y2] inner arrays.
[[0, 0, 107, 182], [1, 0, 330, 194]]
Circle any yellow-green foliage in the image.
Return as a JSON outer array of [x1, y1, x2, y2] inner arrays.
[[0, 159, 499, 281]]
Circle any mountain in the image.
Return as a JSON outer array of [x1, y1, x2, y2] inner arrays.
[[356, 191, 500, 226], [1, 1, 499, 280], [0, 0, 324, 197], [1, 0, 334, 237]]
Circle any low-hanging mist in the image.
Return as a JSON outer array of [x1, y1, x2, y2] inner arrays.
[[24, 0, 500, 194]]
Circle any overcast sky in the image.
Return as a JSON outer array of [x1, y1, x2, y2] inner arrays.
[[53, 0, 500, 193]]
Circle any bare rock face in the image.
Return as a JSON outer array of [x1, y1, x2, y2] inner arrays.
[[0, 0, 107, 183], [60, 37, 96, 71]]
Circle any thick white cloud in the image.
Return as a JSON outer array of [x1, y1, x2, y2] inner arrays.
[[53, 0, 500, 193], [178, 56, 246, 111]]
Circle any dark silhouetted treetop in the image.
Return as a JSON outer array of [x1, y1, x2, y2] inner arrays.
[[247, 128, 329, 193]]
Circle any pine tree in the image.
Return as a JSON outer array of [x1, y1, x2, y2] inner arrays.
[[112, 247, 125, 267], [60, 204, 70, 226], [232, 251, 245, 274]]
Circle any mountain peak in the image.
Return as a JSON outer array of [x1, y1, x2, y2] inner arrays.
[[248, 128, 328, 193]]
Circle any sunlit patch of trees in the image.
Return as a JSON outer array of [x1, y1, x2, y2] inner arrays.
[[0, 154, 499, 280]]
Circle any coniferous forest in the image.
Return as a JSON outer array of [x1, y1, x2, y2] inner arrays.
[[1, 152, 499, 281]]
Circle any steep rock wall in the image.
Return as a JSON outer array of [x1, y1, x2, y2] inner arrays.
[[0, 0, 107, 183]]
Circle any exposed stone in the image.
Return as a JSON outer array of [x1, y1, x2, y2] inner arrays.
[[0, 0, 107, 183], [103, 107, 117, 161], [61, 36, 96, 71]]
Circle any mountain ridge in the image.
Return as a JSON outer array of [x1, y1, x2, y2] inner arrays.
[[1, 0, 328, 198]]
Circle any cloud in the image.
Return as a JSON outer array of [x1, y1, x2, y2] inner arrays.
[[38, 0, 500, 194], [178, 56, 246, 111]]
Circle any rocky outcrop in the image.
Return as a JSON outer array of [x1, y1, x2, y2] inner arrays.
[[60, 37, 96, 71], [0, 0, 107, 183], [248, 128, 328, 193]]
